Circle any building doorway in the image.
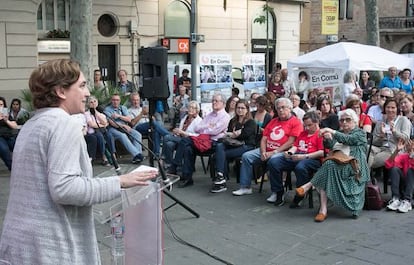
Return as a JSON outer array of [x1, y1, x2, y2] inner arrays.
[[98, 44, 117, 86]]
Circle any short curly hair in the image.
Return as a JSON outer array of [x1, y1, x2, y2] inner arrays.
[[29, 59, 81, 109]]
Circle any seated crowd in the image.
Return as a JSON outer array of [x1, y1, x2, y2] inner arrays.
[[3, 66, 414, 222]]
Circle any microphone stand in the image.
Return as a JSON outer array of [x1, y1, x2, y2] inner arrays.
[[90, 108, 121, 175], [100, 104, 200, 218]]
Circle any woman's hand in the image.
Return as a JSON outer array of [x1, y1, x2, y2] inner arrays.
[[319, 128, 334, 139], [119, 170, 159, 188], [396, 138, 406, 151]]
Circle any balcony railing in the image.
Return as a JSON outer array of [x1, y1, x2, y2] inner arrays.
[[379, 16, 414, 31]]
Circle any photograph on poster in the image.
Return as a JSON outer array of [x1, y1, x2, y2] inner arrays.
[[200, 54, 233, 103]]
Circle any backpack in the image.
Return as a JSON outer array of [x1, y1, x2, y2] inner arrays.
[[364, 178, 384, 210]]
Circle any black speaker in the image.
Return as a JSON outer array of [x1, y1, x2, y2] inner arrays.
[[139, 47, 169, 99]]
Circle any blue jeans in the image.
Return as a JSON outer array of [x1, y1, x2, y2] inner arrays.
[[239, 148, 282, 188], [134, 121, 170, 156], [161, 133, 182, 165], [267, 156, 321, 193], [215, 143, 255, 177], [0, 136, 15, 170], [172, 137, 216, 181], [108, 127, 142, 156]]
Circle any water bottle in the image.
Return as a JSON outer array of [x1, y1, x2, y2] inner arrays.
[[111, 214, 125, 257]]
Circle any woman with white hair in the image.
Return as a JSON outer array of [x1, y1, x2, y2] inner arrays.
[[342, 70, 358, 106], [295, 109, 369, 222]]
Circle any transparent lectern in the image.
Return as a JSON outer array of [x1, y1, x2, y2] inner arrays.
[[93, 165, 179, 265]]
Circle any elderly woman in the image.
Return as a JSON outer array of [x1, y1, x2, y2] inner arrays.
[[342, 70, 358, 105], [162, 100, 202, 169], [296, 109, 370, 221], [0, 59, 158, 264], [0, 97, 18, 170], [85, 96, 115, 165], [212, 99, 257, 193], [369, 98, 412, 170]]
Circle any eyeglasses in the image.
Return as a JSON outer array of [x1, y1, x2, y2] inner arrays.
[[339, 117, 352, 123]]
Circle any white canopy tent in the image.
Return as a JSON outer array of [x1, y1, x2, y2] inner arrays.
[[287, 42, 414, 104], [287, 42, 414, 73]]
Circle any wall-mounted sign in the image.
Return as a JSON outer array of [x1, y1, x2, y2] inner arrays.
[[160, 38, 190, 54], [37, 40, 70, 53], [251, 39, 276, 53], [321, 0, 339, 35]]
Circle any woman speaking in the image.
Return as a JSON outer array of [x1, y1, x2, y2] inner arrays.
[[0, 59, 158, 264]]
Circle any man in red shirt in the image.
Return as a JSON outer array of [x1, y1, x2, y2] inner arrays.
[[267, 111, 325, 207], [232, 98, 303, 203]]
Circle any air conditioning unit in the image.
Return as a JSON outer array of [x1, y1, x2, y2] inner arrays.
[[326, 35, 338, 43]]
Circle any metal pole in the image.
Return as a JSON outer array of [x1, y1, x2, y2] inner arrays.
[[190, 0, 197, 100], [265, 0, 269, 88]]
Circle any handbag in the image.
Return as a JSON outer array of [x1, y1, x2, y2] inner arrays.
[[190, 134, 212, 152], [221, 136, 245, 147], [364, 177, 384, 210], [323, 150, 360, 180]]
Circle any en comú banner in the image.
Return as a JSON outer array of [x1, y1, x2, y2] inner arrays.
[[321, 0, 339, 35]]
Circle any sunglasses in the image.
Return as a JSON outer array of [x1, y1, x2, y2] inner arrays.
[[380, 95, 391, 99], [339, 117, 352, 123]]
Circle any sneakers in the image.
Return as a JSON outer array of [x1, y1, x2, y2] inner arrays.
[[266, 192, 277, 203], [387, 197, 401, 211], [214, 173, 226, 185], [274, 192, 285, 207], [232, 188, 253, 196], [266, 192, 284, 206], [397, 200, 412, 213], [132, 154, 144, 164], [210, 183, 227, 193]]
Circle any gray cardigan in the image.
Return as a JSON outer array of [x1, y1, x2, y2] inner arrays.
[[0, 108, 121, 265], [372, 115, 412, 152]]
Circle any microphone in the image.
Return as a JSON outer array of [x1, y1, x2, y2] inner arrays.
[[92, 106, 121, 175], [97, 105, 171, 184]]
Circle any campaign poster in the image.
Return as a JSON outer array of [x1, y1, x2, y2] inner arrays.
[[291, 68, 343, 105], [241, 53, 266, 98], [199, 54, 232, 103]]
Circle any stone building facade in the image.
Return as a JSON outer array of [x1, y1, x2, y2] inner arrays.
[[301, 0, 414, 54], [0, 0, 307, 101]]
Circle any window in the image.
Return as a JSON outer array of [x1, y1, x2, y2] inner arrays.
[[339, 0, 353, 20], [164, 1, 190, 38], [408, 0, 414, 16], [400, 42, 414, 53], [37, 0, 70, 31], [252, 9, 276, 39]]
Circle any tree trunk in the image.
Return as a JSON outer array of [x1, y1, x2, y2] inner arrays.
[[70, 0, 93, 85], [365, 0, 380, 46]]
